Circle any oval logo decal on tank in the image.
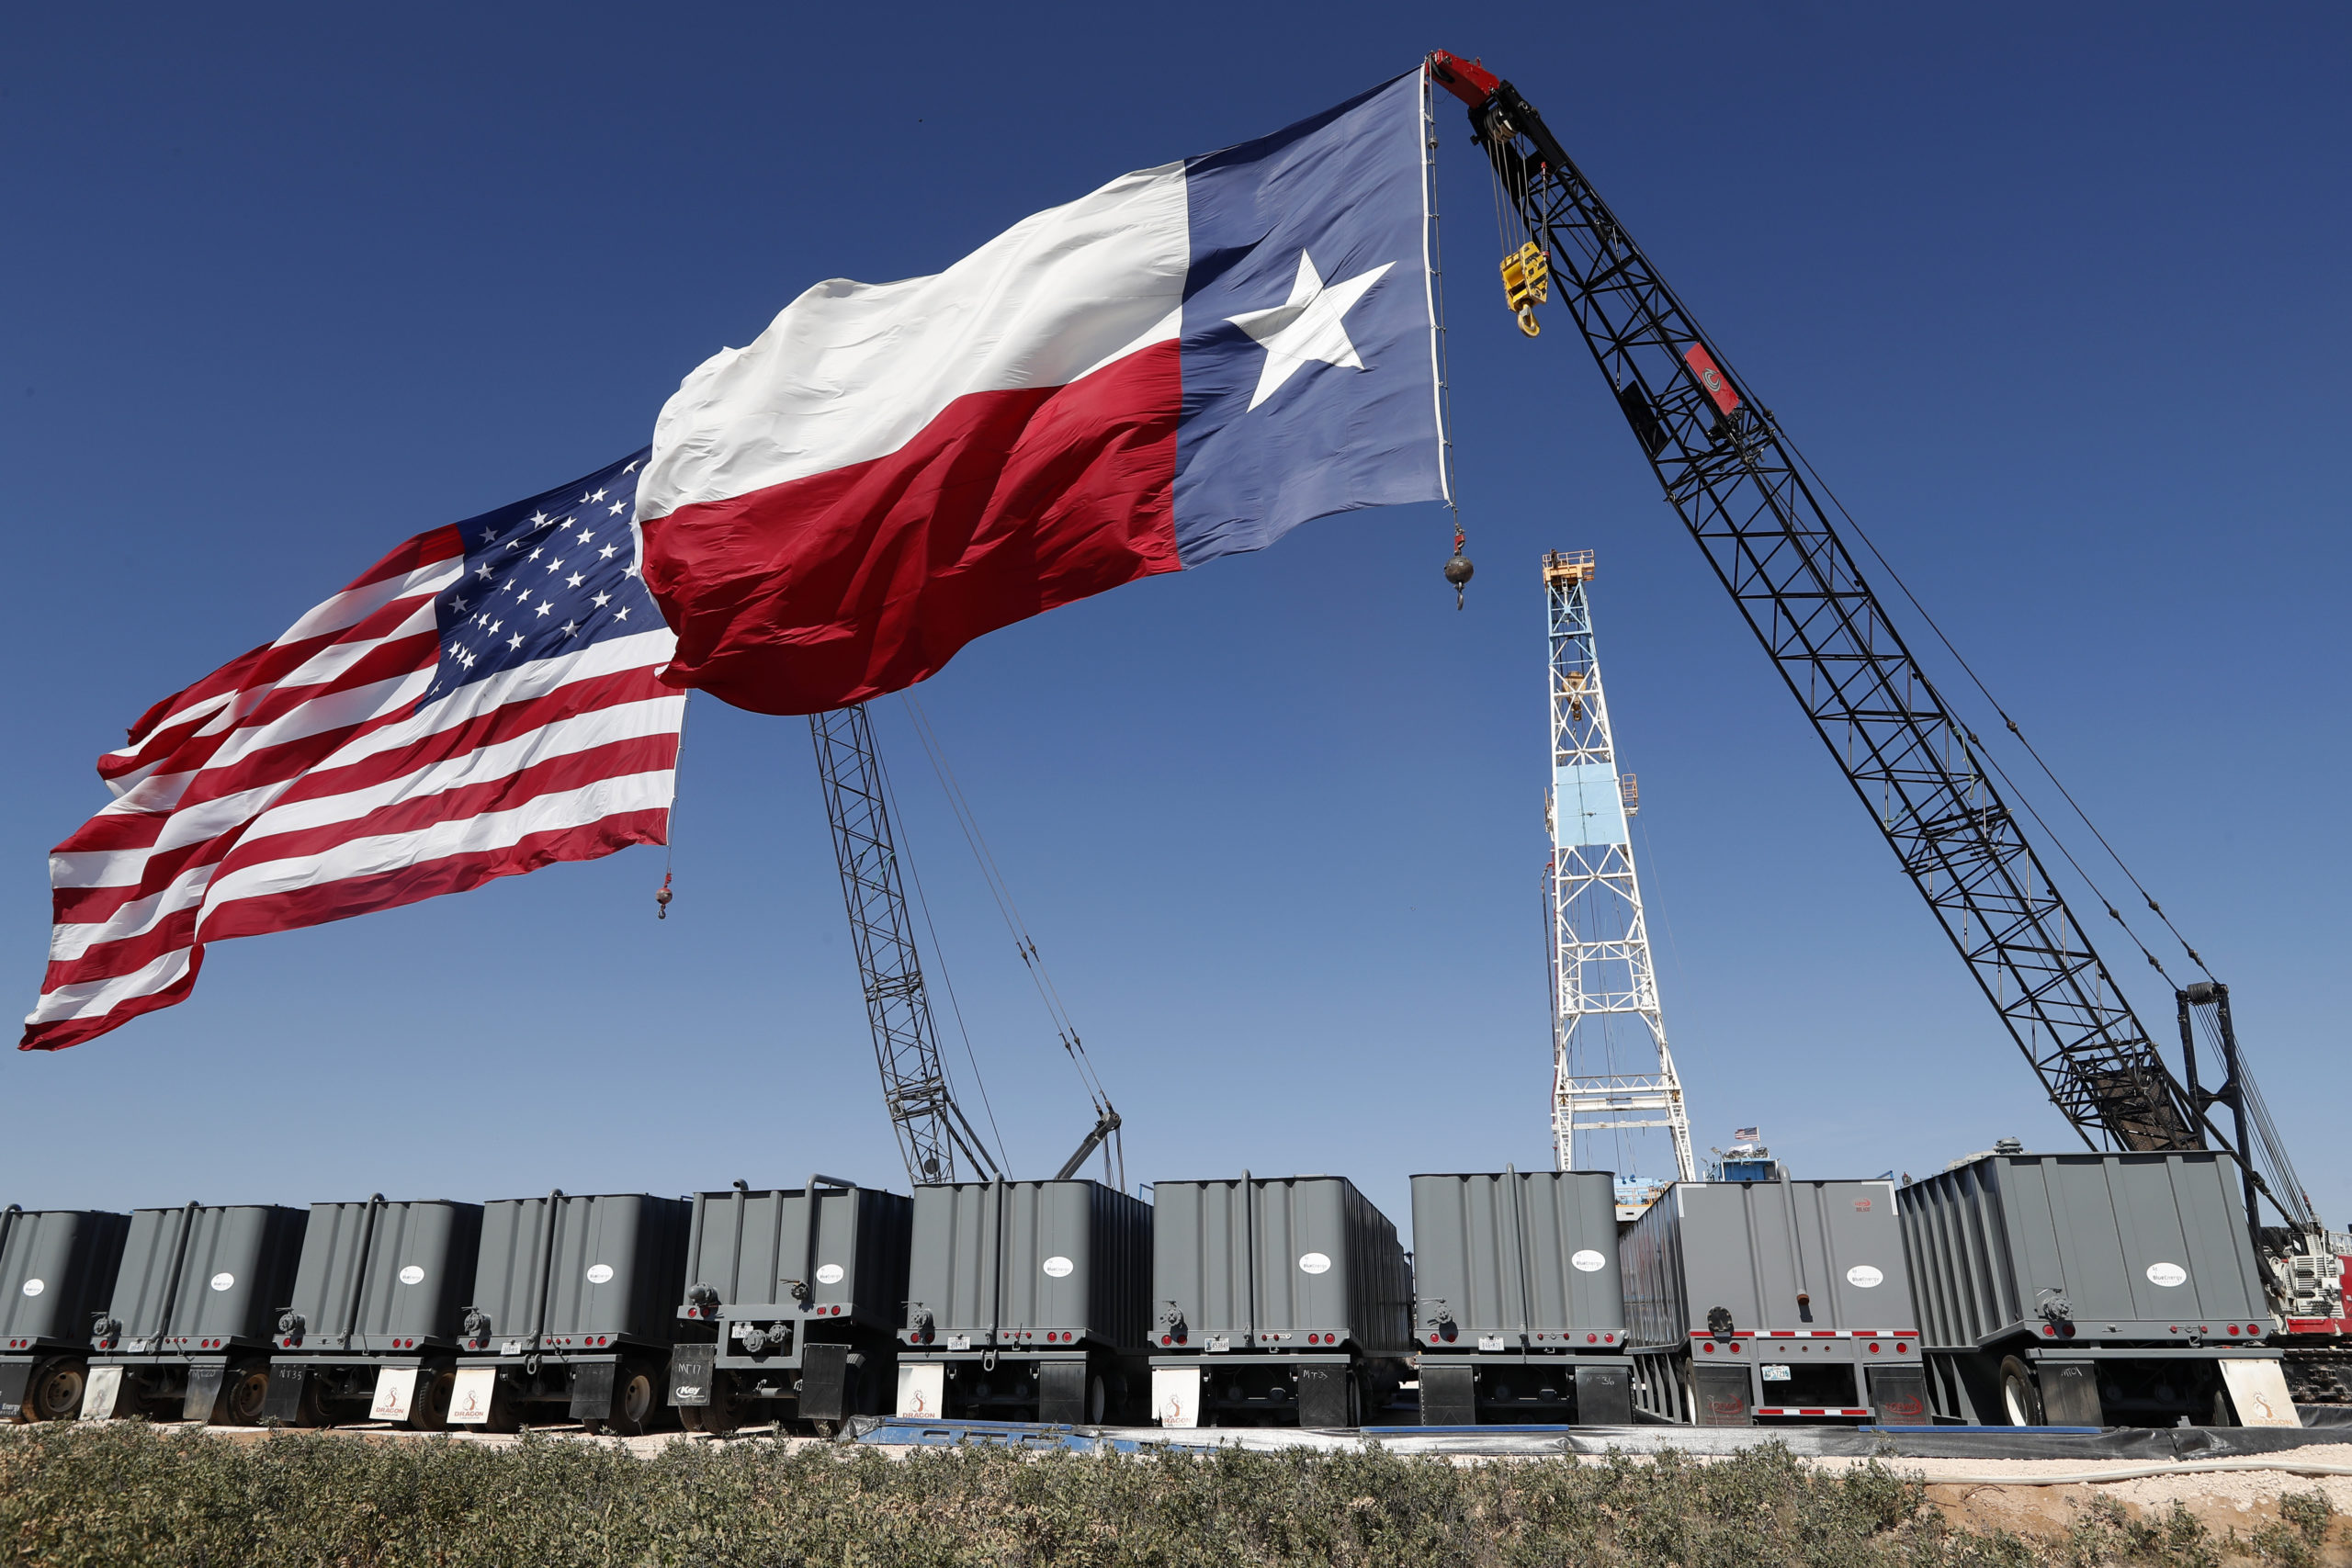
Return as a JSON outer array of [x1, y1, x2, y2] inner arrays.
[[816, 1264, 845, 1285], [21, 1279, 44, 1297], [209, 1272, 235, 1292], [1570, 1249, 1606, 1273], [399, 1266, 425, 1286], [1846, 1265, 1884, 1289], [1298, 1253, 1331, 1275], [1041, 1256, 1074, 1278], [585, 1264, 615, 1285], [2147, 1261, 2188, 1287]]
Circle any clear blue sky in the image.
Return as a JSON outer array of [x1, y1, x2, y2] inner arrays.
[[5, 2, 2345, 1237]]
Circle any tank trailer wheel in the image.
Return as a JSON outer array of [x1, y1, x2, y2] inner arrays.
[[215, 1362, 273, 1427], [591, 1363, 661, 1437], [409, 1370, 456, 1432], [27, 1359, 88, 1424], [1998, 1357, 2044, 1427]]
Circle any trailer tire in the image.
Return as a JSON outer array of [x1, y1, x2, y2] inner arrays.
[[215, 1362, 272, 1427], [1998, 1357, 2043, 1427], [25, 1359, 87, 1424], [591, 1362, 661, 1437], [682, 1372, 746, 1435], [408, 1370, 455, 1432]]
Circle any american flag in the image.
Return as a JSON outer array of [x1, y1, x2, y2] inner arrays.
[[23, 451, 684, 1051]]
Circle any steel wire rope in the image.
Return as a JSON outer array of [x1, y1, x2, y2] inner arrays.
[[1774, 439, 2214, 984], [899, 694, 1114, 1117], [2190, 1008, 2314, 1226], [869, 721, 1012, 1175]]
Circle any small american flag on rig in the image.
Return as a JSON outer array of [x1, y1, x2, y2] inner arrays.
[[22, 451, 683, 1051]]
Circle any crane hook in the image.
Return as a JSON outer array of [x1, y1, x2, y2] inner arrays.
[[1443, 527, 1474, 610]]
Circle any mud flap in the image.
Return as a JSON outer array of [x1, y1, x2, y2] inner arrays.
[[2037, 1359, 2103, 1427], [447, 1367, 498, 1425], [2219, 1359, 2301, 1427], [568, 1359, 616, 1420], [1576, 1363, 1634, 1427], [1691, 1361, 1753, 1427], [1151, 1367, 1200, 1428], [1419, 1362, 1476, 1426], [1296, 1364, 1350, 1428], [80, 1365, 127, 1421], [260, 1364, 310, 1425], [896, 1361, 945, 1417], [370, 1368, 419, 1423], [799, 1342, 851, 1423], [667, 1344, 715, 1408], [182, 1363, 225, 1423], [1038, 1360, 1088, 1425], [1866, 1365, 1931, 1426], [0, 1360, 31, 1420]]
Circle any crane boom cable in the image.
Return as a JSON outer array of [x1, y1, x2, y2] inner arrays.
[[898, 695, 1119, 1128], [1777, 439, 2216, 982], [869, 725, 1013, 1176], [898, 695, 1114, 1115]]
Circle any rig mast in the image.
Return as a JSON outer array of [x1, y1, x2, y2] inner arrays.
[[1545, 549, 1697, 1182]]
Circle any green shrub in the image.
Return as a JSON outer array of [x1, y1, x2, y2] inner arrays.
[[0, 1422, 2040, 1568]]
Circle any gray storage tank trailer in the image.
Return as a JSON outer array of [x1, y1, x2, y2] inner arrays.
[[0, 1206, 130, 1423], [259, 1197, 484, 1430], [1409, 1169, 1634, 1426], [1148, 1174, 1412, 1427], [895, 1177, 1152, 1425], [1619, 1178, 1928, 1427], [450, 1191, 689, 1433], [666, 1176, 911, 1433], [1900, 1150, 2296, 1427], [85, 1202, 309, 1424]]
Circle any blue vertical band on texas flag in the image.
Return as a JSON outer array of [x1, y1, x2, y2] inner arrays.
[[1174, 71, 1443, 567]]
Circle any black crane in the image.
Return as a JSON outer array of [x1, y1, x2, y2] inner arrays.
[[1426, 50, 2345, 1392], [811, 703, 1124, 1190], [810, 704, 1002, 1185]]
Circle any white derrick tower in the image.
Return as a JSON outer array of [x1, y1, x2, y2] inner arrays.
[[1544, 550, 1696, 1182]]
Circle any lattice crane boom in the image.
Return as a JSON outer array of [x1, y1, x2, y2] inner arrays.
[[809, 704, 1001, 1187], [1426, 51, 2204, 1156]]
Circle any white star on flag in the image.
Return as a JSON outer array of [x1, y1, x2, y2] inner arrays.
[[1227, 251, 1395, 412]]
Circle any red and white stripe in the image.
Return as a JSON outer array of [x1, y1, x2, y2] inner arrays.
[[23, 527, 681, 1051]]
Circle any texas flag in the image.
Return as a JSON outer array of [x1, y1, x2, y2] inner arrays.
[[636, 71, 1446, 716]]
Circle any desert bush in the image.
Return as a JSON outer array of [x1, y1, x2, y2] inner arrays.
[[0, 1422, 2041, 1568]]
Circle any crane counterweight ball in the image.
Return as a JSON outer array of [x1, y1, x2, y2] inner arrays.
[[1444, 549, 1475, 609]]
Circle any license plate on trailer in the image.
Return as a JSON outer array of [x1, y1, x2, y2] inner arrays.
[[1479, 1336, 1506, 1351], [1760, 1364, 1792, 1382]]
